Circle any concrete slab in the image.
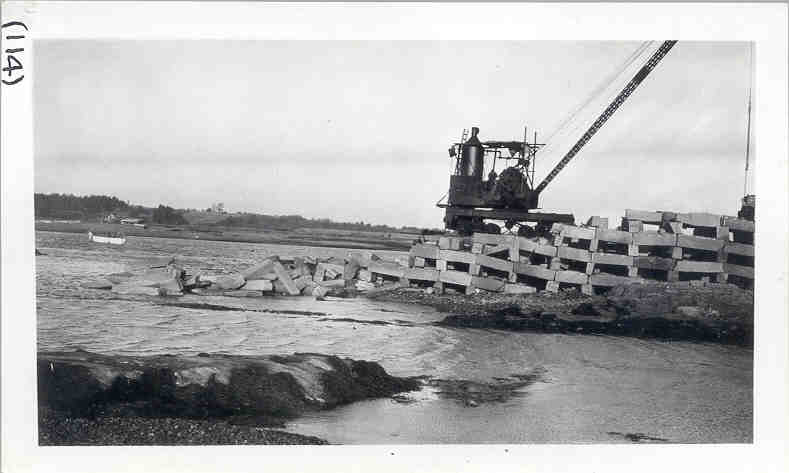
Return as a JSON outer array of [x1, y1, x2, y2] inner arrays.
[[633, 232, 677, 247], [471, 276, 506, 292], [475, 254, 514, 273], [723, 217, 755, 233], [677, 234, 724, 252], [514, 263, 556, 281], [242, 280, 273, 292], [405, 267, 440, 282], [557, 246, 591, 263], [674, 261, 723, 273], [555, 270, 589, 285], [725, 242, 754, 257], [439, 270, 472, 286], [439, 249, 476, 264], [625, 209, 663, 224], [724, 263, 754, 279], [596, 229, 633, 245], [410, 243, 440, 260], [368, 261, 406, 278], [472, 232, 513, 246], [592, 253, 633, 266], [677, 212, 722, 228], [273, 262, 302, 295]]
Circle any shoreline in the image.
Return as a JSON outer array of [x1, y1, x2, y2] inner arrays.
[[367, 282, 754, 347], [35, 222, 414, 252], [37, 350, 420, 446]]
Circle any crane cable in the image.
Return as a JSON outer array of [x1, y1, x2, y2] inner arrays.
[[539, 41, 654, 157], [743, 42, 754, 197]]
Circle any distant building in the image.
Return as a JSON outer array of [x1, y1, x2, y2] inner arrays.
[[120, 217, 144, 225], [104, 213, 119, 223], [211, 202, 227, 214]]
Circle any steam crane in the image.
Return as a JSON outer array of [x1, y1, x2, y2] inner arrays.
[[439, 40, 678, 235]]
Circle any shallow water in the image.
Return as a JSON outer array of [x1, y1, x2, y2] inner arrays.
[[36, 231, 753, 444]]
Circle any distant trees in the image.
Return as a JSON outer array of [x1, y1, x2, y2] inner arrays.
[[34, 193, 128, 219], [152, 205, 188, 225], [214, 213, 422, 233]]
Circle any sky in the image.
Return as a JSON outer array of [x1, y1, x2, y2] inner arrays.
[[34, 40, 754, 228]]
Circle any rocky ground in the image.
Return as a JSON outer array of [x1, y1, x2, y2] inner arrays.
[[38, 350, 420, 445], [368, 282, 754, 346]]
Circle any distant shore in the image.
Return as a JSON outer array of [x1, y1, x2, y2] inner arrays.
[[35, 221, 414, 251]]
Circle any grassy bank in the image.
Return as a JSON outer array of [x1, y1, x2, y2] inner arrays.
[[36, 221, 414, 251]]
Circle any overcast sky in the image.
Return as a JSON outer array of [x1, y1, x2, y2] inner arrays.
[[34, 40, 753, 228]]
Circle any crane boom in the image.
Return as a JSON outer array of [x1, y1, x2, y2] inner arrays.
[[534, 40, 678, 194]]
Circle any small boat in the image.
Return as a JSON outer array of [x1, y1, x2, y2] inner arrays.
[[88, 231, 127, 245]]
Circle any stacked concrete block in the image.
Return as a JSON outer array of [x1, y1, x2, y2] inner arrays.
[[400, 208, 755, 295]]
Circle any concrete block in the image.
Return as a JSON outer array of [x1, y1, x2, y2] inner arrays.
[[472, 232, 512, 246], [358, 270, 372, 282], [581, 284, 594, 295], [545, 281, 560, 293], [560, 225, 596, 241], [471, 243, 484, 254], [627, 244, 639, 257], [368, 261, 406, 278], [517, 237, 538, 253], [676, 234, 724, 252], [448, 237, 463, 251], [634, 232, 677, 247], [242, 279, 273, 292], [555, 270, 589, 285], [623, 219, 644, 233], [514, 263, 556, 281], [273, 262, 302, 295], [724, 263, 754, 279], [404, 267, 440, 282], [410, 243, 440, 260], [509, 236, 520, 262], [439, 270, 472, 286], [241, 259, 277, 280], [592, 253, 633, 266], [716, 226, 730, 241], [471, 276, 506, 292], [674, 261, 723, 273], [725, 242, 754, 257], [535, 244, 558, 257], [677, 212, 722, 228], [211, 274, 246, 291], [436, 260, 447, 271], [596, 229, 633, 245], [590, 273, 638, 287], [439, 249, 476, 264], [469, 263, 480, 276], [723, 217, 755, 233], [318, 279, 345, 288], [413, 257, 426, 268], [475, 253, 514, 273], [627, 266, 639, 278], [671, 247, 683, 259], [483, 244, 509, 257], [625, 209, 663, 224], [438, 237, 451, 249], [634, 256, 675, 271], [504, 283, 537, 294], [557, 246, 591, 263]]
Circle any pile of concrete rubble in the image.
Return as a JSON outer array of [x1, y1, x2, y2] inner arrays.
[[85, 253, 405, 300]]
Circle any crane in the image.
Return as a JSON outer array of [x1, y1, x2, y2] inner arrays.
[[439, 41, 678, 235]]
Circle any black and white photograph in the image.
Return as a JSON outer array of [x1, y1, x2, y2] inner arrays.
[[2, 3, 787, 473]]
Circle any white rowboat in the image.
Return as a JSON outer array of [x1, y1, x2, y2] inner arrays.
[[88, 231, 127, 245]]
